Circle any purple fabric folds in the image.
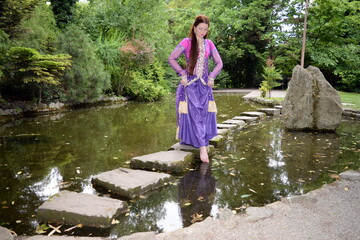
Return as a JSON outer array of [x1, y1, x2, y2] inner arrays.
[[169, 38, 223, 148]]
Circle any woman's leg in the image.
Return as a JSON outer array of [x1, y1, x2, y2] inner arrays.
[[199, 146, 209, 162]]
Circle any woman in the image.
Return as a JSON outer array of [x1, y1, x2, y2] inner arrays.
[[168, 15, 223, 162]]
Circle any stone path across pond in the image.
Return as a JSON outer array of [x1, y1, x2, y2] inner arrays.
[[91, 168, 174, 198], [32, 108, 281, 233]]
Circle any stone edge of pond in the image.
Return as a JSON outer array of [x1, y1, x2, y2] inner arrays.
[[8, 170, 360, 240], [0, 96, 129, 117]]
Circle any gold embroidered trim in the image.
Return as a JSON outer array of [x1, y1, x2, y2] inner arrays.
[[208, 100, 217, 113], [178, 101, 188, 114]]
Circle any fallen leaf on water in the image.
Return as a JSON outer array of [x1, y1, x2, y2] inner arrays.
[[197, 196, 204, 201], [249, 188, 257, 193], [1, 201, 6, 204], [229, 173, 236, 176], [16, 220, 21, 223], [329, 174, 340, 180], [183, 202, 192, 207], [191, 213, 203, 224], [111, 219, 120, 225], [241, 194, 252, 198], [139, 195, 146, 199], [298, 178, 306, 183], [64, 224, 82, 231]]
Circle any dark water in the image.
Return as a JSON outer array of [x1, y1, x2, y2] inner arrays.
[[0, 94, 359, 237]]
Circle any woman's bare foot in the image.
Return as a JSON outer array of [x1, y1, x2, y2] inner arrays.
[[199, 146, 209, 163]]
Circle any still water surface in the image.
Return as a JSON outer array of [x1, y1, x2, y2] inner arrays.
[[0, 94, 359, 237]]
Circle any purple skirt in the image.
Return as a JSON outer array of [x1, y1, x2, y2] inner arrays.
[[176, 77, 217, 148]]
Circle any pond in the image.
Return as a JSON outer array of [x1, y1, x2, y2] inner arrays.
[[0, 93, 359, 238]]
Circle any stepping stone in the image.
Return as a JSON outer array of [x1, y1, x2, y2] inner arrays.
[[210, 135, 226, 148], [217, 128, 231, 136], [257, 108, 281, 116], [37, 191, 128, 228], [169, 143, 215, 159], [275, 105, 283, 113], [232, 116, 258, 122], [130, 150, 193, 173], [222, 119, 246, 127], [92, 167, 173, 198], [240, 111, 266, 119], [217, 123, 237, 129]]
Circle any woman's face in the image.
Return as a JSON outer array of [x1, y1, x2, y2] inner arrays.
[[194, 23, 209, 39]]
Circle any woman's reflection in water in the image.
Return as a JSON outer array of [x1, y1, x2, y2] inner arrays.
[[178, 162, 216, 227]]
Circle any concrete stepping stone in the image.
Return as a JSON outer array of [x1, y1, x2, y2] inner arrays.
[[217, 128, 231, 136], [210, 135, 226, 148], [37, 191, 128, 228], [257, 108, 281, 116], [232, 116, 258, 122], [169, 143, 215, 159], [92, 167, 173, 198], [240, 111, 266, 119], [222, 119, 246, 127], [130, 150, 193, 173], [217, 123, 237, 129]]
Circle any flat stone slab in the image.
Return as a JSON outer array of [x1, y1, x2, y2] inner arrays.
[[240, 111, 266, 119], [129, 150, 193, 173], [217, 128, 231, 136], [232, 116, 258, 122], [257, 108, 281, 116], [92, 167, 173, 198], [217, 123, 238, 129], [209, 135, 226, 148], [169, 143, 215, 159], [222, 119, 246, 127], [37, 191, 128, 228]]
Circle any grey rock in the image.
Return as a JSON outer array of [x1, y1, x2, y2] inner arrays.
[[37, 191, 128, 228], [169, 143, 215, 159], [222, 119, 246, 127], [216, 128, 230, 136], [216, 123, 237, 129], [92, 167, 173, 198], [245, 207, 274, 222], [282, 65, 342, 131], [240, 111, 266, 119], [0, 226, 13, 240], [209, 135, 225, 147], [130, 150, 193, 173], [257, 108, 281, 116], [340, 170, 360, 181], [232, 116, 258, 122], [117, 231, 157, 240]]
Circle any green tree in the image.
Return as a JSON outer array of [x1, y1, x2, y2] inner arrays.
[[307, 0, 360, 92], [16, 2, 59, 53], [58, 25, 111, 103], [259, 59, 282, 97], [0, 0, 42, 37], [2, 47, 71, 102], [50, 0, 78, 28]]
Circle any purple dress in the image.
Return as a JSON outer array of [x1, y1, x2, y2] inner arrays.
[[168, 38, 223, 148]]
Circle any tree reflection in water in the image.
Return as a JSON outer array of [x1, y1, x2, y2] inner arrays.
[[178, 162, 216, 227]]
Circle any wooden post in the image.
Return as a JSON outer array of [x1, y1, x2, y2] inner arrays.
[[300, 0, 309, 68]]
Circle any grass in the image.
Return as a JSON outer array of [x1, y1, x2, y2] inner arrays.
[[338, 91, 360, 111], [265, 91, 360, 111]]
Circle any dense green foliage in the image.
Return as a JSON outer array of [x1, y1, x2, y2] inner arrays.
[[260, 60, 282, 97], [0, 0, 358, 105]]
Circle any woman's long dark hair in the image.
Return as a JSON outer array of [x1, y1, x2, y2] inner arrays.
[[188, 15, 210, 75]]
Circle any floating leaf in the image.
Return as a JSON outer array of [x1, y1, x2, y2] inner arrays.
[[229, 173, 236, 176], [111, 219, 120, 225], [329, 174, 340, 180], [197, 196, 204, 201], [249, 188, 257, 193], [241, 194, 252, 198], [183, 202, 192, 207]]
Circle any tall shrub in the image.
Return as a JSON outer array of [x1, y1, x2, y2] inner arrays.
[[58, 25, 110, 103]]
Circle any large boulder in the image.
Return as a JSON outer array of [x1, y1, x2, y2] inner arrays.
[[282, 65, 342, 131]]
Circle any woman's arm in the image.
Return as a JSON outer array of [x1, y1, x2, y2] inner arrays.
[[168, 39, 188, 77], [208, 40, 223, 80]]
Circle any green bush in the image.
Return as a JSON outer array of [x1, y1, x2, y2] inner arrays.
[[126, 71, 167, 102], [58, 25, 111, 103], [259, 60, 282, 98]]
